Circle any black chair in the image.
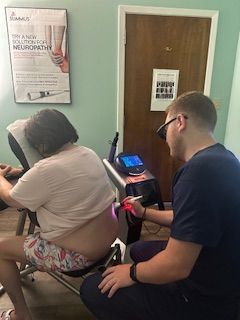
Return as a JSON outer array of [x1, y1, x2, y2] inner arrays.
[[0, 132, 121, 296]]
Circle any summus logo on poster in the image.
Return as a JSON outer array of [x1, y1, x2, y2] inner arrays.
[[9, 11, 30, 22]]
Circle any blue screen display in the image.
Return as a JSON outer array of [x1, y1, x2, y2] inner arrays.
[[121, 155, 143, 168]]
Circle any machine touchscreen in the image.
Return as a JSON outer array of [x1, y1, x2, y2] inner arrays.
[[115, 153, 146, 175], [121, 155, 143, 168]]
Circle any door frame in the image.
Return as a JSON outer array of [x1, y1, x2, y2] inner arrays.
[[117, 5, 219, 152]]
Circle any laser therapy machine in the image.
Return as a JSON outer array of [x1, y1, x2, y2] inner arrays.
[[104, 132, 165, 245]]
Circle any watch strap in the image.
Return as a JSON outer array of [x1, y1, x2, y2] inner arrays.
[[130, 262, 141, 283]]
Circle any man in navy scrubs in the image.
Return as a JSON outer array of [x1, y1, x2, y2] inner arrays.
[[81, 91, 240, 320]]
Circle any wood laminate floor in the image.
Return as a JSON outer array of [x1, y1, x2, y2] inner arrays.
[[0, 207, 170, 319]]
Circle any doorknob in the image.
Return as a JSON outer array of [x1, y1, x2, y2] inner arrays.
[[164, 46, 173, 52]]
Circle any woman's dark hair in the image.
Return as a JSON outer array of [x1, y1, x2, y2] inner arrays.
[[24, 109, 79, 154]]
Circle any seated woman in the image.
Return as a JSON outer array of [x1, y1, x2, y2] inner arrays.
[[0, 109, 118, 320]]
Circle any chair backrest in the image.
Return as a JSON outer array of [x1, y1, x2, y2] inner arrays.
[[0, 131, 29, 212], [8, 133, 30, 171], [7, 124, 42, 226], [7, 119, 42, 169]]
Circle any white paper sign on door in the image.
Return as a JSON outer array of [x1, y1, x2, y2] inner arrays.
[[150, 69, 179, 111]]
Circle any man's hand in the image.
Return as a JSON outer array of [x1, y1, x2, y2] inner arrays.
[[98, 264, 135, 298], [122, 196, 145, 219]]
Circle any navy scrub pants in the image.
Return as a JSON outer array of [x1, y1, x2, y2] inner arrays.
[[80, 240, 238, 320]]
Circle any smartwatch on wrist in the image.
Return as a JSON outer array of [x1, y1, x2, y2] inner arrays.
[[130, 262, 141, 283]]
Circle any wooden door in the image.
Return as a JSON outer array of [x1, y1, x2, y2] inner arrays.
[[123, 14, 211, 201]]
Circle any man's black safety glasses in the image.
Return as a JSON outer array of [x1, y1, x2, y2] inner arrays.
[[157, 115, 188, 140]]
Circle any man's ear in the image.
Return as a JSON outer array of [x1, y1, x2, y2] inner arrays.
[[176, 114, 187, 133]]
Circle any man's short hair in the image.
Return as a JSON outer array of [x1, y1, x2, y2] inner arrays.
[[25, 109, 79, 154], [166, 91, 217, 132]]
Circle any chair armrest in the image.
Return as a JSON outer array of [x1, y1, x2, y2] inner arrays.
[[97, 243, 121, 272]]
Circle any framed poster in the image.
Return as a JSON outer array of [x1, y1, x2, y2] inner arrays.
[[5, 7, 71, 103], [150, 69, 179, 111]]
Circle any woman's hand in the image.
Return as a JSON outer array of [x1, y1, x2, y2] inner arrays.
[[98, 264, 135, 298], [0, 164, 12, 177], [0, 164, 22, 177]]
